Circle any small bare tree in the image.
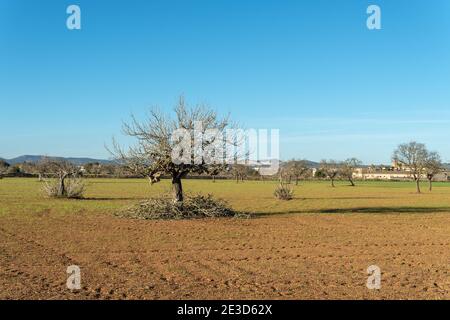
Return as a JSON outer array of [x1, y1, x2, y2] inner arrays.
[[392, 141, 429, 194], [274, 181, 294, 200], [39, 158, 83, 197], [341, 158, 362, 186], [320, 160, 340, 187], [285, 159, 309, 185], [109, 96, 239, 203], [424, 151, 442, 192]]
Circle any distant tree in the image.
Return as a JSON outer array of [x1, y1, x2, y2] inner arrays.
[[278, 166, 290, 183], [285, 159, 309, 185], [18, 161, 35, 175], [36, 161, 47, 181], [39, 159, 81, 197], [231, 164, 247, 183], [83, 162, 103, 177], [113, 164, 131, 177], [209, 166, 223, 183], [341, 158, 362, 186], [424, 151, 442, 192], [109, 96, 239, 203], [0, 160, 10, 179], [6, 165, 21, 175], [18, 161, 47, 181], [313, 168, 327, 179], [392, 141, 429, 194], [101, 164, 120, 176], [320, 160, 340, 187]]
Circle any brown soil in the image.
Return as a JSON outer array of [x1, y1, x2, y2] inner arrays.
[[0, 213, 449, 299]]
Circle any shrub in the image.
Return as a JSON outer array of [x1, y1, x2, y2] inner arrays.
[[274, 182, 294, 200], [42, 177, 86, 199], [116, 194, 244, 220], [42, 179, 58, 197]]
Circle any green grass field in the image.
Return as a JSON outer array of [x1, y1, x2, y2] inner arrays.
[[1, 177, 450, 217]]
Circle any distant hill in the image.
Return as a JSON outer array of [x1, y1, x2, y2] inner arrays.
[[246, 159, 319, 168], [303, 160, 320, 167], [0, 155, 112, 165], [278, 160, 320, 168]]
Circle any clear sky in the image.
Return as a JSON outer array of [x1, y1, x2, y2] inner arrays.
[[1, 0, 449, 164]]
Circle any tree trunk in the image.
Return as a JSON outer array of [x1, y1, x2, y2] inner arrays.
[[428, 178, 432, 192], [172, 176, 183, 203], [331, 178, 335, 188], [57, 176, 66, 197], [295, 178, 299, 186], [349, 178, 355, 186], [415, 178, 421, 194], [212, 175, 216, 183]]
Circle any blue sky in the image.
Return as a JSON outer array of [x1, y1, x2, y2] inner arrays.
[[1, 0, 449, 164]]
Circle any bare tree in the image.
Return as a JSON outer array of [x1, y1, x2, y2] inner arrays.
[[84, 162, 103, 177], [278, 166, 290, 184], [320, 160, 340, 187], [424, 151, 442, 192], [231, 164, 247, 183], [17, 161, 46, 181], [285, 159, 309, 185], [38, 158, 81, 197], [109, 96, 238, 203], [208, 165, 223, 183], [341, 158, 362, 186], [392, 141, 428, 194]]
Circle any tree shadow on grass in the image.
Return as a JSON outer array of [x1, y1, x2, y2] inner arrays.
[[302, 196, 399, 200], [81, 197, 147, 201], [251, 206, 450, 217], [313, 207, 450, 214]]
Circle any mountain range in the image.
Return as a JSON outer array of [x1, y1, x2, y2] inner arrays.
[[0, 155, 112, 165]]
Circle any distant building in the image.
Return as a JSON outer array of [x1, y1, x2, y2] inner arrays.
[[353, 168, 449, 181]]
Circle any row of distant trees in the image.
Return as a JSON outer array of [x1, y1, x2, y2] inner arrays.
[[311, 142, 443, 193], [280, 158, 363, 187], [0, 160, 127, 178], [0, 97, 447, 201], [393, 142, 443, 193], [0, 159, 260, 181], [0, 143, 445, 196]]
